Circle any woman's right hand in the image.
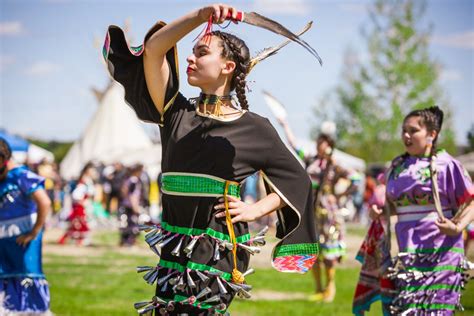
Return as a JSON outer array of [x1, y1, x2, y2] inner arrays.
[[435, 218, 462, 236], [369, 204, 383, 220], [198, 4, 239, 24], [16, 231, 38, 247]]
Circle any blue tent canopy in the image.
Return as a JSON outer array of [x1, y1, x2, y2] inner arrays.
[[0, 129, 29, 152]]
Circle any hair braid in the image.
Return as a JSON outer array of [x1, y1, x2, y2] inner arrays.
[[210, 31, 250, 110], [0, 138, 12, 161]]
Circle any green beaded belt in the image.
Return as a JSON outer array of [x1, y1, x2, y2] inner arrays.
[[161, 172, 241, 198]]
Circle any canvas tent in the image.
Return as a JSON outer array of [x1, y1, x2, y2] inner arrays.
[[27, 144, 55, 163], [60, 81, 161, 180], [0, 129, 54, 164], [456, 152, 474, 177], [297, 139, 366, 171], [0, 129, 29, 152]]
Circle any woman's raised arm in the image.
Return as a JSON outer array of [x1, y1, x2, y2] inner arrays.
[[143, 4, 238, 114]]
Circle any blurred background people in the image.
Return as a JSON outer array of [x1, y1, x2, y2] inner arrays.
[[278, 118, 354, 302], [118, 164, 144, 247]]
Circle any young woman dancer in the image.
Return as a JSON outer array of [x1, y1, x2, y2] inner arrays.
[[0, 138, 52, 315], [278, 118, 353, 302], [104, 4, 320, 315], [369, 107, 474, 315], [58, 162, 96, 245]]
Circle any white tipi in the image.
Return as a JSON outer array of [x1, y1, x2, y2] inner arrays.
[[60, 81, 160, 180]]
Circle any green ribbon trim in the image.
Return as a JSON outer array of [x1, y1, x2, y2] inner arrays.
[[402, 284, 461, 292], [160, 221, 250, 243], [174, 295, 226, 312], [162, 174, 240, 198], [158, 259, 232, 281], [402, 247, 464, 254], [406, 265, 462, 273], [187, 262, 232, 281], [274, 243, 319, 258], [406, 303, 456, 310], [158, 258, 185, 272]]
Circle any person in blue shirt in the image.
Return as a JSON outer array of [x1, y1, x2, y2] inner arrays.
[[0, 138, 52, 315]]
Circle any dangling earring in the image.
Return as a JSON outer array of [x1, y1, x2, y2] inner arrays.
[[424, 136, 434, 157]]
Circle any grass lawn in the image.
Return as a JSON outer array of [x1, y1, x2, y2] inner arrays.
[[44, 231, 474, 315]]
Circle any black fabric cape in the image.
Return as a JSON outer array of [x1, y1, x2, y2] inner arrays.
[[104, 22, 318, 314]]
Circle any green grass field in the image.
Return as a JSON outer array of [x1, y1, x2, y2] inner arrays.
[[44, 231, 474, 316]]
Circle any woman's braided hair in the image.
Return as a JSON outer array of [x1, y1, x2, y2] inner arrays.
[[210, 31, 250, 110], [404, 106, 444, 156]]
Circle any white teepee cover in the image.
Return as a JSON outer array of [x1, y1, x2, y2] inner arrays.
[[60, 82, 158, 180], [28, 144, 55, 164], [298, 139, 366, 171]]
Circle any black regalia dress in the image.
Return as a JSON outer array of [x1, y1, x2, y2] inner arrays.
[[104, 22, 319, 315]]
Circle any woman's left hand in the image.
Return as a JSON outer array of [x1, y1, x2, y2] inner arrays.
[[214, 196, 263, 223], [16, 232, 37, 247], [435, 218, 461, 236]]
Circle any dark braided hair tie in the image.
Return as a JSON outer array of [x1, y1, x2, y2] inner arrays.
[[210, 31, 250, 110]]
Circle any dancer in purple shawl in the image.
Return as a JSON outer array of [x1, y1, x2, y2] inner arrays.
[[369, 106, 474, 315]]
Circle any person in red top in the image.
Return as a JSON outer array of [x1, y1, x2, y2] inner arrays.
[[59, 162, 96, 245]]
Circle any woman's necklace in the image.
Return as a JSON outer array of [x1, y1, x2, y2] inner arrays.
[[195, 93, 243, 119]]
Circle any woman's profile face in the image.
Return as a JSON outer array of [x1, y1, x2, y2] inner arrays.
[[85, 166, 97, 181], [186, 36, 230, 89], [402, 116, 433, 156]]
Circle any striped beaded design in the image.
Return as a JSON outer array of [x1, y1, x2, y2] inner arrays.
[[162, 173, 240, 198]]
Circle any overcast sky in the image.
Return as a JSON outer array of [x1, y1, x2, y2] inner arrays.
[[1, 0, 473, 146]]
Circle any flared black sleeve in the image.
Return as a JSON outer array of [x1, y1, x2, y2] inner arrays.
[[259, 118, 319, 273], [103, 22, 181, 126]]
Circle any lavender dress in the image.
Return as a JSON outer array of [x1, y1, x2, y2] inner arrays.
[[386, 150, 474, 315]]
